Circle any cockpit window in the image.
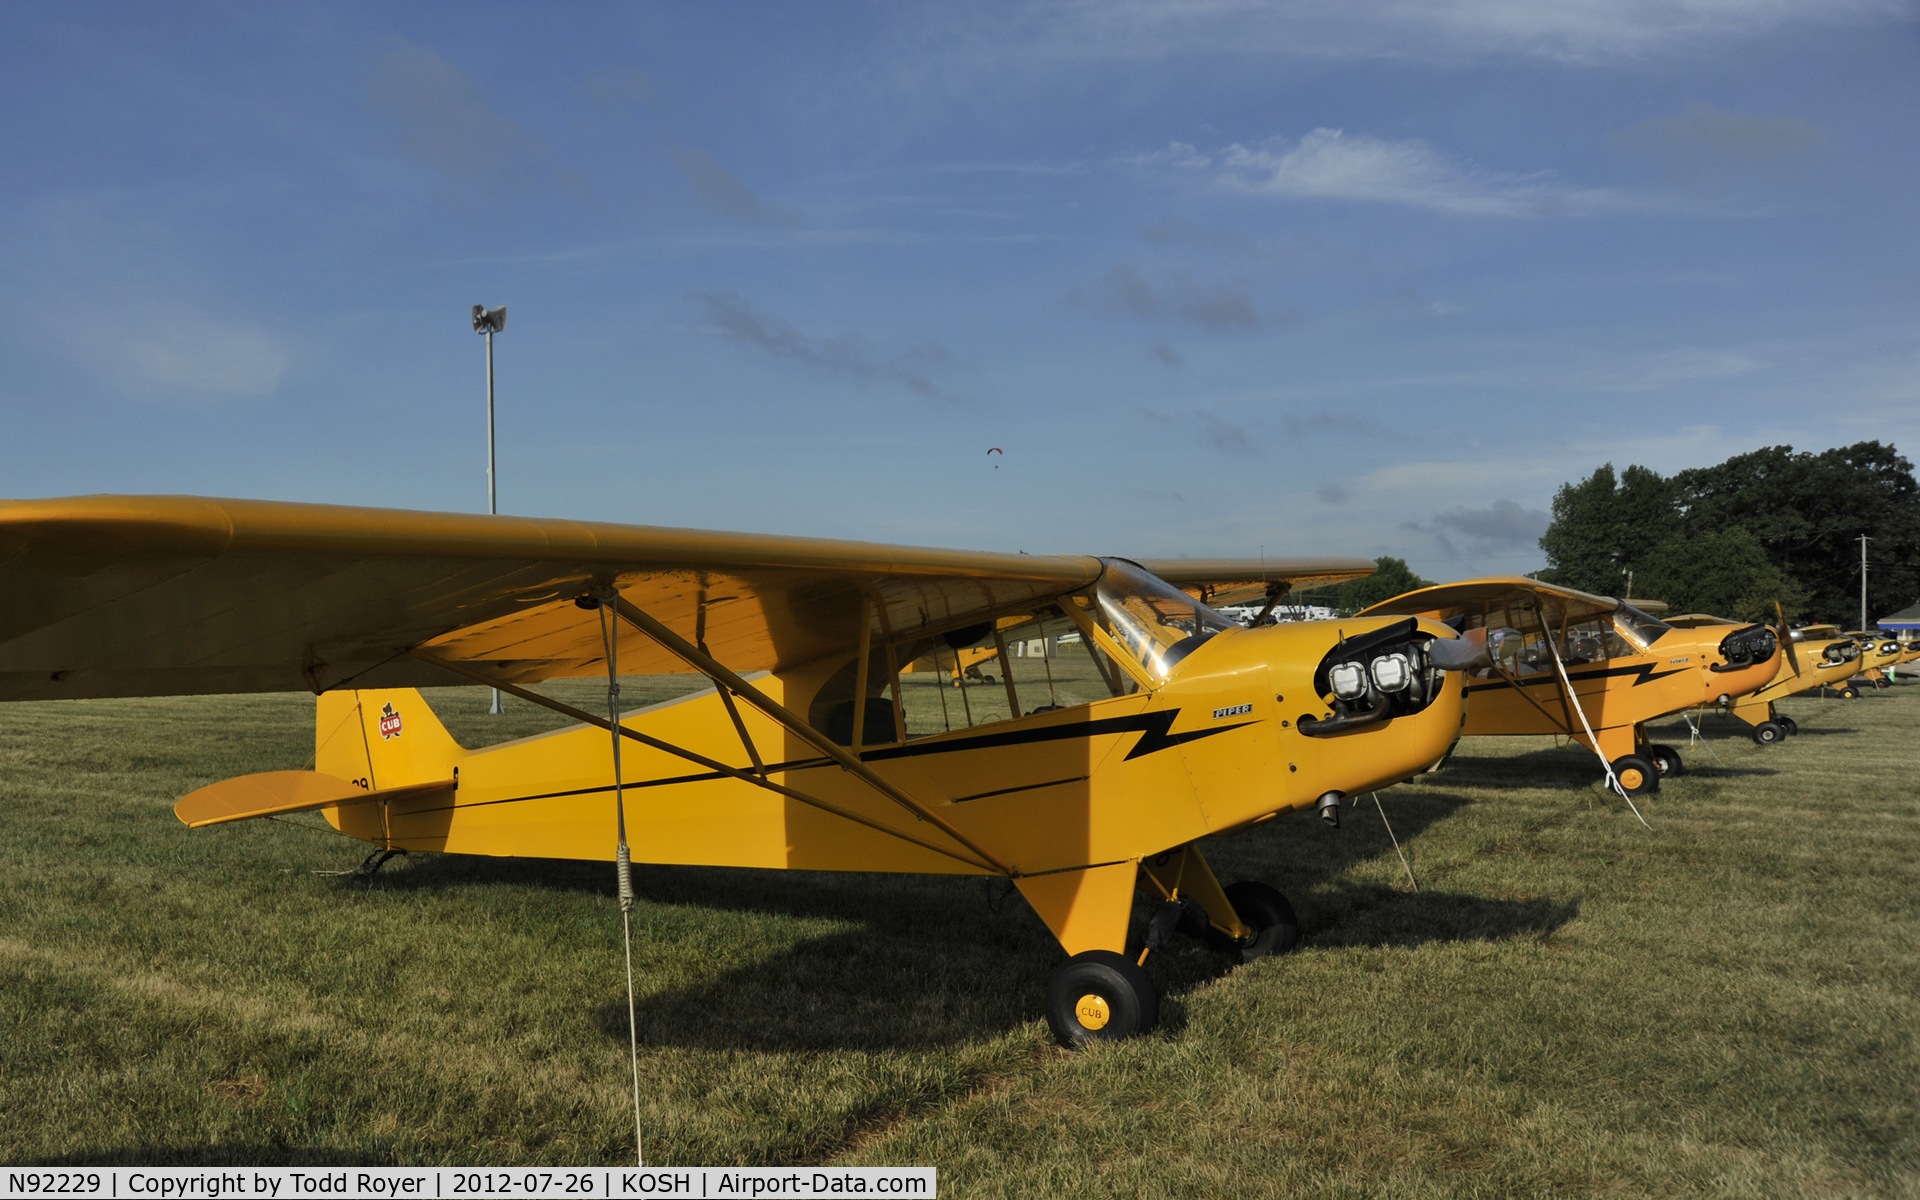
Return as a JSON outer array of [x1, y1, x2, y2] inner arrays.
[[1092, 558, 1239, 682], [1613, 604, 1673, 652]]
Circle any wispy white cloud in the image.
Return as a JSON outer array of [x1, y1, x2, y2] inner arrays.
[[1609, 101, 1824, 179], [917, 0, 1906, 68], [52, 302, 290, 402], [1070, 264, 1264, 329], [686, 289, 966, 402], [3, 194, 291, 405], [1403, 498, 1552, 561], [927, 161, 1089, 176], [668, 145, 804, 227], [1574, 345, 1770, 391], [1187, 128, 1643, 218], [365, 37, 584, 198]]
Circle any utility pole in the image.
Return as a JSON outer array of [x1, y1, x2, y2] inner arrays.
[[1860, 534, 1871, 633], [473, 304, 507, 714]]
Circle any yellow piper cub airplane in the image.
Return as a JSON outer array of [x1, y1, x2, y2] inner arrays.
[[1843, 631, 1904, 690], [1355, 578, 1780, 795], [0, 495, 1492, 1046], [1663, 616, 1858, 744]]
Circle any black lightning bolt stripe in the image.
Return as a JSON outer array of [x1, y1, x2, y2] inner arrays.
[[858, 708, 1257, 764], [1463, 660, 1687, 695], [396, 709, 1258, 817]]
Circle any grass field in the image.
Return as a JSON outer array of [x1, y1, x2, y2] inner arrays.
[[1, 676, 1915, 1195]]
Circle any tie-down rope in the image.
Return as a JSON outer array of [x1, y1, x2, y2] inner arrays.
[[597, 601, 646, 1167], [1544, 636, 1653, 831]]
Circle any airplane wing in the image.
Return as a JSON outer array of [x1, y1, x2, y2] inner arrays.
[[1662, 613, 1739, 629], [1134, 557, 1376, 609], [1353, 576, 1621, 631], [0, 495, 1370, 702]]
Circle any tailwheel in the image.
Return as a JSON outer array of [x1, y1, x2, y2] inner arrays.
[[1646, 744, 1684, 777], [1609, 754, 1659, 795], [1778, 716, 1799, 736], [1045, 950, 1158, 1047], [1752, 721, 1785, 746], [1204, 881, 1301, 963]]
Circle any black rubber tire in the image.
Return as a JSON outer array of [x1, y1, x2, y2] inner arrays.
[[1610, 754, 1659, 795], [1779, 716, 1799, 736], [1045, 950, 1158, 1047], [1647, 744, 1685, 777], [1205, 881, 1301, 962], [1752, 721, 1784, 746], [1839, 686, 1859, 700]]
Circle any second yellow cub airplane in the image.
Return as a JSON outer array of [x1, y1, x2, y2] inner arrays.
[[1357, 578, 1781, 794], [1842, 631, 1904, 690], [1663, 616, 1858, 743], [0, 495, 1499, 1046]]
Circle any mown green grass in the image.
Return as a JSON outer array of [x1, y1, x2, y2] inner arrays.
[[1, 680, 1915, 1196]]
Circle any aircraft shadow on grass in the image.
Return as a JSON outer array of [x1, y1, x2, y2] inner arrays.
[[348, 790, 1577, 1053], [1434, 744, 1781, 790]]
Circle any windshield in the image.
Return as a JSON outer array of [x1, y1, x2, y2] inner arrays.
[[1093, 558, 1239, 681], [1613, 604, 1673, 652]]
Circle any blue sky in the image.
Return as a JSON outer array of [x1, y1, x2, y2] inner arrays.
[[2, 2, 1915, 580]]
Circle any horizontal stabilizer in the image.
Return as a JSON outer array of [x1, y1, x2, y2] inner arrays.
[[174, 770, 455, 829]]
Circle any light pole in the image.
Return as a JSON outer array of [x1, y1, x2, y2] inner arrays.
[[474, 303, 507, 714], [1859, 533, 1871, 633]]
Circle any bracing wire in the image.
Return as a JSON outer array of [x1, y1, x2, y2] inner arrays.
[[598, 601, 646, 1168]]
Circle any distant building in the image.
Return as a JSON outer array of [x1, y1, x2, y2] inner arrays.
[[1878, 600, 1920, 631], [1218, 604, 1336, 626]]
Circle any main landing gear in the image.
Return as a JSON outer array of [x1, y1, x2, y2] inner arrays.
[[1645, 743, 1685, 778], [1043, 875, 1302, 1047], [1609, 754, 1659, 795]]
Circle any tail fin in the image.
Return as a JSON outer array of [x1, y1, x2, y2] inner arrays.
[[316, 688, 466, 792]]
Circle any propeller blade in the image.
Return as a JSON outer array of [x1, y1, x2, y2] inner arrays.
[[1429, 626, 1523, 671], [1775, 599, 1800, 676]]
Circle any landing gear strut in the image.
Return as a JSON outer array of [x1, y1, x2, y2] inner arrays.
[[1205, 881, 1301, 963]]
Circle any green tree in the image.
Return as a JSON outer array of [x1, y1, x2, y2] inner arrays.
[[1536, 463, 1679, 596], [1634, 527, 1776, 617], [1537, 442, 1919, 625], [1671, 442, 1920, 625], [1296, 556, 1433, 616]]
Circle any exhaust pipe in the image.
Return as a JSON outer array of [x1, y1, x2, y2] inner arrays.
[[1316, 791, 1343, 829]]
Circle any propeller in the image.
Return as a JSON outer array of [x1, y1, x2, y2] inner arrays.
[[1774, 599, 1800, 677], [1428, 625, 1523, 671]]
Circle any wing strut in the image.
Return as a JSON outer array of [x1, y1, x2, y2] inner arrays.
[[407, 650, 1003, 874], [1485, 660, 1574, 735], [606, 595, 1020, 877]]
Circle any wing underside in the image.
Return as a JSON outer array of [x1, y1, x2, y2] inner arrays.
[[1, 495, 1372, 702]]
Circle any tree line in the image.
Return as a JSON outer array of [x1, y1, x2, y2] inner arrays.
[[1536, 442, 1919, 625], [1285, 441, 1916, 624]]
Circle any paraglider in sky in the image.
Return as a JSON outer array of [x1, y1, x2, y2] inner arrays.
[[987, 447, 1002, 469]]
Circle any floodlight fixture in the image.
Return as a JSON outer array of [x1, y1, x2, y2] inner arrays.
[[474, 303, 508, 713]]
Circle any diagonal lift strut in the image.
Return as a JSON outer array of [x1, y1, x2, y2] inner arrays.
[[605, 595, 1019, 877], [407, 649, 1003, 874]]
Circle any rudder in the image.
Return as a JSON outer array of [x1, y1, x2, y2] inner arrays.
[[315, 690, 466, 840]]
